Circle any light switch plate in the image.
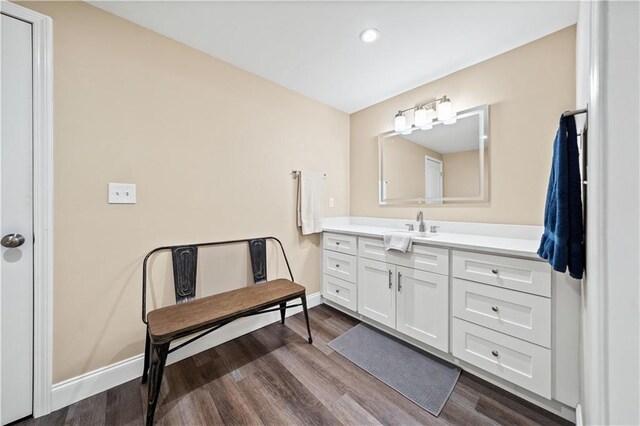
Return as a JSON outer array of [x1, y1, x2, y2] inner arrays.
[[108, 183, 136, 204]]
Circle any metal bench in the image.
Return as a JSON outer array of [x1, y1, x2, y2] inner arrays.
[[140, 237, 313, 425]]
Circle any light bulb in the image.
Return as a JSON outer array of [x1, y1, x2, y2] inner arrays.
[[394, 112, 406, 132], [414, 106, 429, 128], [437, 96, 454, 121]]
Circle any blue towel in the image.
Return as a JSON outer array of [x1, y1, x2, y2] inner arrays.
[[538, 116, 584, 279]]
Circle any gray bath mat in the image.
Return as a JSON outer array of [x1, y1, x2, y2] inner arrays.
[[328, 324, 460, 416]]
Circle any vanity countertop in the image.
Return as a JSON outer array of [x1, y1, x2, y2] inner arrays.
[[322, 220, 543, 260]]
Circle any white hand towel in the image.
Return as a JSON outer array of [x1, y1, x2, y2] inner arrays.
[[383, 232, 413, 253], [296, 171, 324, 235]]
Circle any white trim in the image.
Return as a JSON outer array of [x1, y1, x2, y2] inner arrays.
[[582, 1, 608, 425], [51, 292, 321, 411], [0, 2, 54, 418], [576, 403, 584, 426]]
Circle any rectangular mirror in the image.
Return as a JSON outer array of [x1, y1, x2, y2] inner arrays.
[[378, 104, 489, 205]]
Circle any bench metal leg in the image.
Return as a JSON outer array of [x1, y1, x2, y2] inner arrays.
[[279, 302, 286, 324], [141, 327, 151, 384], [146, 342, 169, 426], [301, 295, 313, 344]]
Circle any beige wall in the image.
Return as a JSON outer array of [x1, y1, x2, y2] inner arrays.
[[350, 26, 576, 225], [382, 135, 441, 200], [442, 148, 487, 198], [19, 1, 350, 382]]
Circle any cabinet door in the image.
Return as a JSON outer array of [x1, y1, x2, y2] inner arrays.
[[358, 258, 396, 328], [396, 266, 449, 352]]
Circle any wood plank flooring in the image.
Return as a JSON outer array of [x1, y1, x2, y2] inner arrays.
[[19, 304, 572, 426]]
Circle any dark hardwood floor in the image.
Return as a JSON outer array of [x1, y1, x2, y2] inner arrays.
[[20, 304, 572, 426]]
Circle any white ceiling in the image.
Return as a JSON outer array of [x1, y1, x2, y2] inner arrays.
[[403, 114, 480, 154], [90, 1, 578, 113]]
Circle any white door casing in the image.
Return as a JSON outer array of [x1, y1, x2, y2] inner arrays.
[[1, 13, 34, 424]]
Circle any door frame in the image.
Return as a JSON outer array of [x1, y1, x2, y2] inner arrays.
[[0, 2, 53, 418], [424, 155, 443, 204]]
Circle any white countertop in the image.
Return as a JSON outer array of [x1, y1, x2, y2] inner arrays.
[[322, 219, 543, 260]]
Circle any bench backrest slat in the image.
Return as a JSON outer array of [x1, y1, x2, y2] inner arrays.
[[171, 246, 198, 304], [248, 238, 267, 284]]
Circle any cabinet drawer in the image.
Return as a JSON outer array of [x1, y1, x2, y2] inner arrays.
[[323, 232, 358, 255], [358, 237, 449, 275], [323, 250, 357, 283], [323, 274, 357, 311], [452, 251, 550, 297], [452, 279, 551, 348], [452, 318, 551, 398]]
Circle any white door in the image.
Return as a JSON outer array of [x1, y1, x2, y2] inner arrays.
[[358, 259, 395, 328], [396, 266, 449, 352], [1, 13, 34, 424], [425, 156, 443, 204]]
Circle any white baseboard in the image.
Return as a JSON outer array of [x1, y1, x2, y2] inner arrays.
[[50, 292, 321, 413], [575, 404, 583, 426]]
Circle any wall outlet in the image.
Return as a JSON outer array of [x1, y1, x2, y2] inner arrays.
[[329, 196, 335, 208], [108, 183, 136, 204]]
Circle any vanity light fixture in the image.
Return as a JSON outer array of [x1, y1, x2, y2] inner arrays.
[[360, 28, 380, 43], [392, 95, 455, 132], [394, 111, 407, 132], [436, 95, 454, 122]]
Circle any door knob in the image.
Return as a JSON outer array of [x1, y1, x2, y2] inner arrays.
[[1, 233, 25, 248]]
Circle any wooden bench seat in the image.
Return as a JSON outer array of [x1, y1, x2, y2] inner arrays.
[[140, 237, 312, 426], [147, 279, 305, 343]]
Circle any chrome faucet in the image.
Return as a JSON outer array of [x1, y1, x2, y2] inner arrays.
[[417, 211, 426, 233]]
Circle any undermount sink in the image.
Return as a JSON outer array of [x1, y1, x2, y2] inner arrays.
[[412, 231, 435, 238]]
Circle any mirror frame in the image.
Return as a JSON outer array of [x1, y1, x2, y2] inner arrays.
[[378, 104, 489, 205]]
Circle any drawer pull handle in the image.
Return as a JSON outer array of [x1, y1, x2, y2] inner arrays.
[[335, 241, 340, 246], [335, 289, 340, 293], [491, 268, 499, 274], [388, 270, 392, 289], [398, 272, 402, 292], [491, 306, 499, 312], [491, 350, 499, 357]]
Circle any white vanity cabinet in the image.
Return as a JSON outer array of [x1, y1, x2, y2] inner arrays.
[[322, 233, 358, 311], [325, 235, 451, 351], [320, 224, 579, 422], [450, 250, 553, 398], [357, 259, 449, 351], [395, 266, 449, 352], [357, 258, 396, 328]]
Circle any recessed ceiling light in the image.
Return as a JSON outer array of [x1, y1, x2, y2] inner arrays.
[[360, 28, 380, 43]]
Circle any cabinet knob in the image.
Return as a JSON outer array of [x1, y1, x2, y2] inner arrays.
[[335, 289, 340, 293], [491, 306, 499, 312], [335, 241, 340, 246], [335, 264, 340, 268], [491, 268, 499, 274], [491, 350, 499, 357]]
